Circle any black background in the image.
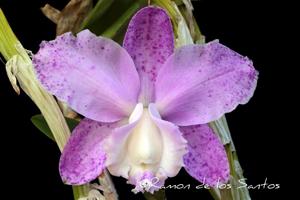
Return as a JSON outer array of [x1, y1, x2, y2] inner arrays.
[[0, 0, 291, 199]]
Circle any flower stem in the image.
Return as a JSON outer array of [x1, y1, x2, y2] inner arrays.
[[209, 188, 221, 200], [73, 184, 91, 199], [0, 8, 70, 151], [98, 169, 118, 200]]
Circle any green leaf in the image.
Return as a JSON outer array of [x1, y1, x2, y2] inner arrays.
[[81, 0, 146, 39], [101, 1, 140, 39], [80, 0, 115, 31], [31, 114, 79, 141]]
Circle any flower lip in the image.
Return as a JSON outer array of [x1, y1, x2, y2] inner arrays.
[[104, 103, 187, 192], [127, 104, 163, 166]]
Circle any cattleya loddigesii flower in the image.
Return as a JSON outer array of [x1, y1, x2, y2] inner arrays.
[[33, 6, 258, 193]]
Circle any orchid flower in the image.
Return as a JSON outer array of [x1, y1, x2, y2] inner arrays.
[[32, 6, 258, 193]]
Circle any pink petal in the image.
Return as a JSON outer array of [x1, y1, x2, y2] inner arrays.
[[181, 124, 229, 186], [155, 41, 258, 126], [33, 30, 140, 122], [123, 6, 174, 104], [59, 118, 120, 185]]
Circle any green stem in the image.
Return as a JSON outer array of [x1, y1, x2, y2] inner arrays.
[[209, 188, 221, 200], [98, 169, 118, 200], [0, 9, 19, 60], [1, 8, 91, 200], [72, 185, 91, 200]]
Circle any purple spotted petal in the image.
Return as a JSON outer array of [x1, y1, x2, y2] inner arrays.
[[59, 118, 120, 185], [123, 6, 174, 104], [181, 124, 229, 186], [155, 41, 258, 126], [33, 30, 140, 123]]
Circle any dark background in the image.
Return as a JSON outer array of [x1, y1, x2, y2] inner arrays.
[[0, 0, 291, 199]]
